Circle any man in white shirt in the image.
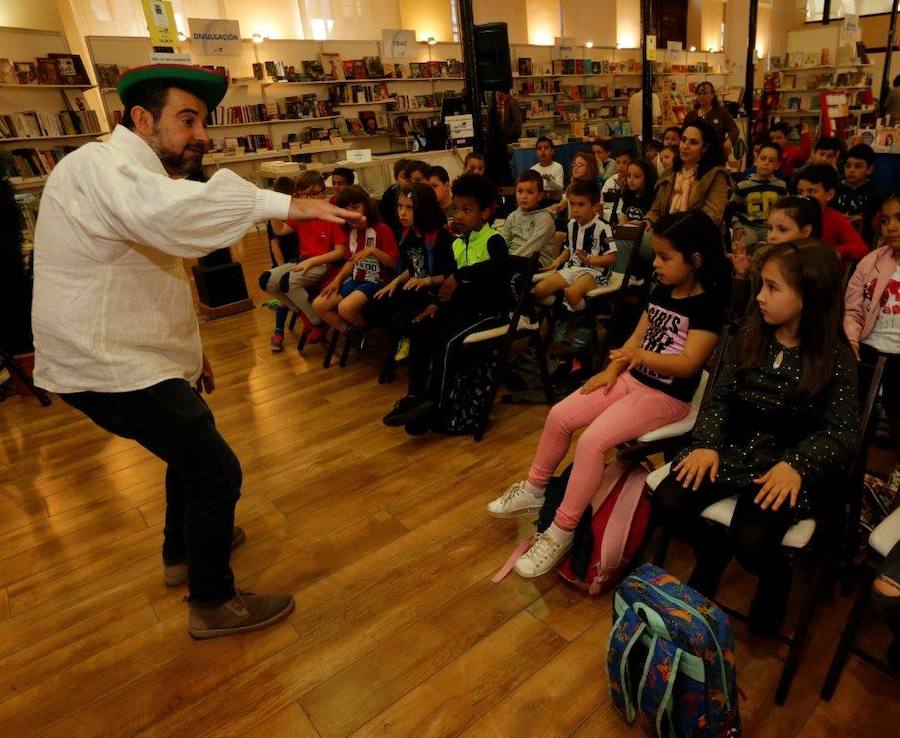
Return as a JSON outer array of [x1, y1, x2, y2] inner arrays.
[[627, 85, 661, 141], [32, 64, 361, 639]]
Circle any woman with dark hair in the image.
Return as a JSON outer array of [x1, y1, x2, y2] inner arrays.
[[646, 119, 732, 229], [684, 81, 740, 155]]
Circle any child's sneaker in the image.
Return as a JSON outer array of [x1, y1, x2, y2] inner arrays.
[[269, 332, 284, 352], [514, 527, 573, 578], [571, 324, 593, 348], [552, 319, 568, 344], [307, 324, 325, 344], [486, 480, 544, 518], [394, 337, 410, 361]]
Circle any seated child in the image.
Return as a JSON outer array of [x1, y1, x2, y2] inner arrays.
[[328, 167, 354, 203], [535, 180, 616, 312], [464, 151, 486, 176], [809, 135, 844, 169], [427, 165, 455, 221], [661, 126, 682, 149], [833, 143, 882, 246], [264, 176, 301, 352], [742, 133, 787, 181], [642, 139, 661, 171], [601, 150, 634, 221], [770, 121, 811, 179], [500, 170, 557, 267], [654, 240, 858, 635], [488, 210, 727, 578], [260, 171, 347, 345], [795, 164, 869, 263], [405, 160, 430, 185], [382, 174, 510, 431], [370, 183, 455, 360], [730, 141, 788, 249], [658, 144, 678, 173], [312, 186, 399, 334], [379, 158, 410, 232], [610, 157, 657, 224], [592, 139, 619, 182], [531, 136, 565, 192]]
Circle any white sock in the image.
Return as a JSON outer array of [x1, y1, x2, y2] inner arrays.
[[547, 522, 575, 542], [524, 481, 545, 498], [565, 299, 586, 312]]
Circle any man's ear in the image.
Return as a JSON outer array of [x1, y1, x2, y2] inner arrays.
[[130, 105, 155, 137]]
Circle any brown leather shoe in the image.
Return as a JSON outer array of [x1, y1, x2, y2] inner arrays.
[[188, 590, 295, 639], [164, 526, 246, 587]]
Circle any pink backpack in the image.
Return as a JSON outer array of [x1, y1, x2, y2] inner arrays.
[[494, 462, 651, 594]]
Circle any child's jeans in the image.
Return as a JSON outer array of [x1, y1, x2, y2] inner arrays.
[[528, 372, 689, 529], [262, 262, 327, 323]]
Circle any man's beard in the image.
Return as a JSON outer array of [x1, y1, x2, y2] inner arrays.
[[149, 133, 207, 178]]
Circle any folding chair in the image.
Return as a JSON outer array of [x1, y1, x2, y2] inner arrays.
[[0, 344, 51, 407], [645, 354, 886, 705], [459, 253, 545, 441]]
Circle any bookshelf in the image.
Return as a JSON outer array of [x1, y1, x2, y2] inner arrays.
[[1, 27, 106, 191], [86, 35, 465, 178]]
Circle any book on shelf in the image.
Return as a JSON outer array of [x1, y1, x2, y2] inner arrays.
[[252, 63, 264, 80], [49, 53, 90, 85], [447, 59, 463, 77], [321, 52, 345, 81], [35, 58, 61, 85], [14, 61, 37, 85], [781, 74, 796, 90], [358, 110, 378, 134], [1, 108, 101, 138], [302, 60, 326, 81], [94, 63, 122, 88], [408, 62, 422, 79], [0, 59, 15, 84], [517, 58, 532, 76], [343, 60, 368, 80], [855, 41, 869, 65], [375, 112, 389, 130], [345, 118, 365, 136], [788, 97, 801, 111], [5, 145, 77, 178], [363, 56, 384, 79]]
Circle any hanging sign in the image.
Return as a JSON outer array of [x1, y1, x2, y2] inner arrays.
[[842, 14, 861, 44], [555, 37, 576, 60], [141, 0, 179, 47], [188, 18, 242, 56], [346, 149, 372, 163], [446, 114, 475, 141], [646, 35, 657, 61], [382, 30, 417, 59]]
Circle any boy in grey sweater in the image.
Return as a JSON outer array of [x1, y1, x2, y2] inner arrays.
[[500, 170, 558, 267]]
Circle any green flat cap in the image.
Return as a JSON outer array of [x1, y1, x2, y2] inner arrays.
[[117, 64, 229, 112]]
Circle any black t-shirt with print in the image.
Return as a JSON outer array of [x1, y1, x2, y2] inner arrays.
[[630, 284, 725, 402]]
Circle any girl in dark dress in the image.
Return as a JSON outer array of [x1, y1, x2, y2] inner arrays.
[[654, 239, 859, 635]]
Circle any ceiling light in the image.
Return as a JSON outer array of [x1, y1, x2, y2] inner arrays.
[[585, 41, 594, 49], [252, 33, 264, 44], [689, 46, 696, 52], [427, 37, 437, 45]]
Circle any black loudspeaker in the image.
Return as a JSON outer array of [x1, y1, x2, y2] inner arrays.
[[191, 262, 250, 307], [474, 22, 513, 91]]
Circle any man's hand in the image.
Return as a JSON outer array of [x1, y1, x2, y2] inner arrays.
[[196, 353, 215, 394], [674, 449, 720, 491], [439, 274, 458, 302], [754, 462, 802, 511], [412, 304, 438, 323], [288, 197, 366, 226]]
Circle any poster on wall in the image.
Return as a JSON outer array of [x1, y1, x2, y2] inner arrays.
[[555, 37, 576, 60], [646, 35, 657, 61], [188, 18, 242, 56], [141, 0, 179, 47], [382, 30, 417, 59]]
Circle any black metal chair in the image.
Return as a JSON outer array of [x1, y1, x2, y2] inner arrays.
[[0, 344, 50, 407], [644, 353, 886, 705]]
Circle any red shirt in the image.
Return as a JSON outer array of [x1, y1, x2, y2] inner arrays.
[[780, 131, 811, 178], [286, 219, 347, 259], [346, 222, 399, 285], [822, 206, 869, 263]]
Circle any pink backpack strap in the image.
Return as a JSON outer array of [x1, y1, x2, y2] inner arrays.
[[492, 536, 534, 583], [595, 463, 651, 586]]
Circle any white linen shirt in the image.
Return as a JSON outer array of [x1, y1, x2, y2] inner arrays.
[[32, 125, 291, 393]]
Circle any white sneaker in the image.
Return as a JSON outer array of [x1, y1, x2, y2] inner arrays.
[[487, 481, 544, 518], [514, 529, 573, 578]]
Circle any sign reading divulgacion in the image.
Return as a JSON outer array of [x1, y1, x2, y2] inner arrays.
[[187, 18, 242, 56]]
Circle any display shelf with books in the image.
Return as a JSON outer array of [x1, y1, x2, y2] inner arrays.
[[1, 27, 106, 188]]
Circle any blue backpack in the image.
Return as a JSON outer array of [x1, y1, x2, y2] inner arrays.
[[607, 564, 741, 738]]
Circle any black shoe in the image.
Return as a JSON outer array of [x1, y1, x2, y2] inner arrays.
[[404, 416, 432, 436], [748, 569, 793, 637], [383, 396, 434, 427]]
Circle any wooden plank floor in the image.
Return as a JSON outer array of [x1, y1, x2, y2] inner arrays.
[[1, 229, 897, 737]]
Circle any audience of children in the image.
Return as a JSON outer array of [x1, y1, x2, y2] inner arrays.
[[500, 170, 558, 267], [769, 121, 811, 179], [834, 143, 882, 246], [729, 141, 788, 250], [531, 136, 565, 192], [261, 171, 346, 348], [382, 174, 510, 432], [610, 157, 657, 225], [795, 164, 869, 263], [592, 139, 619, 181], [427, 165, 455, 221], [654, 239, 858, 635], [489, 210, 727, 577], [535, 180, 617, 315], [646, 120, 732, 230], [312, 186, 399, 335]]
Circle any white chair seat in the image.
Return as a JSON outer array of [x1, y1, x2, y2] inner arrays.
[[637, 371, 709, 443], [585, 271, 624, 298], [870, 507, 900, 557], [462, 315, 537, 345], [646, 462, 672, 491], [700, 496, 817, 550]]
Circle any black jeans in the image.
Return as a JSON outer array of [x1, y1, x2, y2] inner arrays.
[[62, 379, 241, 604], [653, 473, 795, 600]]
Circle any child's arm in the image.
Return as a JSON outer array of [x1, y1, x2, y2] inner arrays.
[[320, 260, 354, 296], [375, 269, 410, 300], [610, 328, 719, 379], [833, 213, 870, 262], [354, 246, 398, 270], [291, 242, 346, 271], [576, 250, 616, 269], [270, 238, 286, 266], [519, 212, 556, 258], [581, 312, 650, 394], [842, 259, 869, 356], [269, 218, 294, 237], [542, 247, 570, 272]]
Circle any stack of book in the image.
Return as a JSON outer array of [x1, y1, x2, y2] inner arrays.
[[0, 108, 102, 138], [5, 146, 77, 177]]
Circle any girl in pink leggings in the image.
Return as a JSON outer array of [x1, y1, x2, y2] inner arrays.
[[487, 210, 728, 577]]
